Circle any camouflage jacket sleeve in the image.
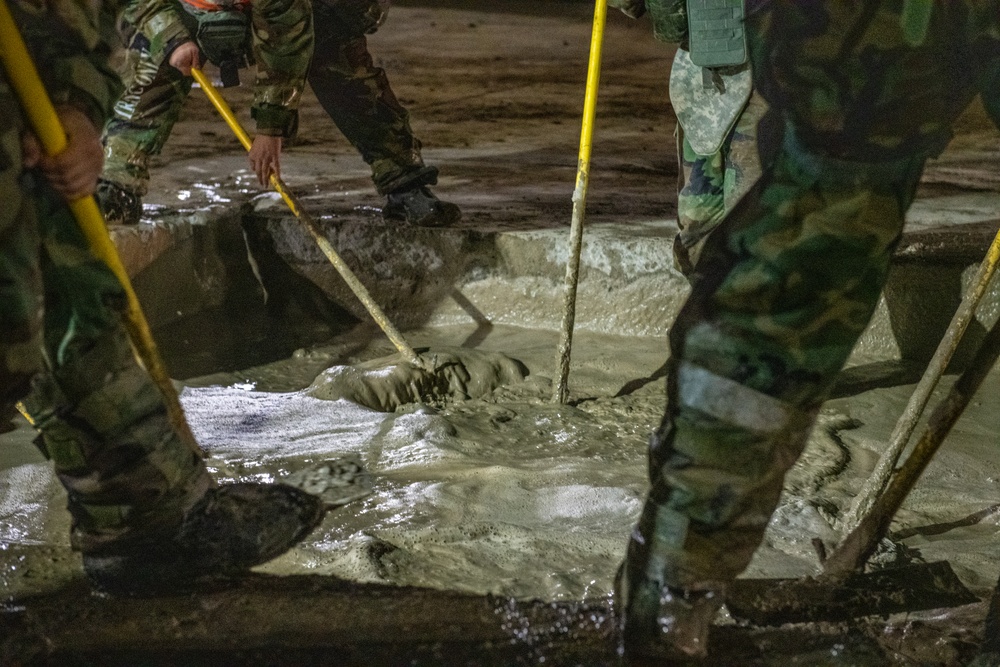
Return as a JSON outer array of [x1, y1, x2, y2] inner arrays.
[[120, 0, 193, 59], [249, 0, 313, 137], [10, 0, 124, 127], [608, 0, 688, 43], [647, 0, 688, 43]]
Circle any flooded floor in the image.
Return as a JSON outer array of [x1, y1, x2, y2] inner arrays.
[[168, 323, 1000, 601], [4, 321, 1000, 664], [5, 0, 1000, 664]]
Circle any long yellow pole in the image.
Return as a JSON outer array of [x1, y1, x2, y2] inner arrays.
[[191, 68, 422, 368], [839, 229, 1000, 536], [553, 0, 608, 404], [0, 0, 202, 456]]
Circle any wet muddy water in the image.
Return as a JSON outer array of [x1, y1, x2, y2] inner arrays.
[[4, 319, 999, 665], [5, 1, 1000, 662]]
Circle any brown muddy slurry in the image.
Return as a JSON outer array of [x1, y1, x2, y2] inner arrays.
[[4, 1, 1000, 665], [307, 347, 529, 411]]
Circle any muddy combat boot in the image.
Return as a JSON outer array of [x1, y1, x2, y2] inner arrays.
[[614, 563, 723, 661], [82, 483, 325, 595], [383, 183, 461, 227], [95, 179, 142, 226]]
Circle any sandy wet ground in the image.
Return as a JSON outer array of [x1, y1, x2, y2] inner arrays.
[[4, 1, 1000, 664]]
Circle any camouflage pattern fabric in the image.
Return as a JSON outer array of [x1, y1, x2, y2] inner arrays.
[[0, 91, 45, 405], [105, 0, 432, 197], [1, 0, 123, 403], [646, 0, 688, 43], [101, 28, 193, 194], [611, 2, 765, 275], [670, 49, 753, 158], [308, 0, 430, 194], [674, 84, 766, 274], [103, 0, 314, 193], [1, 1, 211, 553], [625, 0, 1000, 602]]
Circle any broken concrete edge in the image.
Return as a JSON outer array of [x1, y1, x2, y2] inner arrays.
[[110, 203, 1000, 367], [726, 560, 981, 626], [0, 575, 614, 663]]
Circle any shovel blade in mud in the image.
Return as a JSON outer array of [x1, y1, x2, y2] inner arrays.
[[727, 561, 979, 626]]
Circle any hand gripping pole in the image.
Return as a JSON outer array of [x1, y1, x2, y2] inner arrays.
[[191, 68, 422, 368]]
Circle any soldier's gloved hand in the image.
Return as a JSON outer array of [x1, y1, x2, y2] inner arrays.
[[248, 135, 282, 186], [608, 0, 646, 19], [22, 106, 103, 201], [168, 40, 203, 77]]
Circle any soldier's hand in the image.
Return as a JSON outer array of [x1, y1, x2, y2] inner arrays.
[[22, 106, 103, 201], [168, 41, 202, 77], [248, 135, 282, 186]]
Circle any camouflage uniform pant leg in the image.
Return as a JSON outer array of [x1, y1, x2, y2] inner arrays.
[[0, 94, 45, 409], [1, 121, 210, 552], [101, 30, 192, 196], [308, 1, 427, 194], [627, 138, 927, 591], [629, 0, 1000, 594], [673, 90, 766, 275]]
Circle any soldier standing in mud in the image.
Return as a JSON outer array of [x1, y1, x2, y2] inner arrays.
[[2, 0, 326, 595], [98, 0, 460, 228], [614, 0, 1000, 661], [609, 0, 767, 276]]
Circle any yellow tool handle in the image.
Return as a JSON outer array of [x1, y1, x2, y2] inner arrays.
[[840, 228, 1000, 535], [553, 0, 608, 403], [191, 68, 423, 368], [0, 0, 202, 456], [576, 0, 607, 189]]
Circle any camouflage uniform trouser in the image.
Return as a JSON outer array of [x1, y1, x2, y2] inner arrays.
[[674, 89, 766, 275], [0, 88, 210, 554], [625, 1, 1000, 593], [103, 0, 429, 196], [310, 0, 431, 194], [101, 24, 193, 196]]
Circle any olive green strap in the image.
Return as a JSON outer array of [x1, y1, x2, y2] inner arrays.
[[687, 0, 747, 68]]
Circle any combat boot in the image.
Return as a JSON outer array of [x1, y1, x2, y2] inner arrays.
[[383, 184, 461, 227], [82, 482, 325, 595], [95, 179, 143, 226], [614, 563, 723, 661]]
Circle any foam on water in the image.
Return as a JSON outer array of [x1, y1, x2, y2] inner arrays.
[[3, 325, 1000, 608], [181, 387, 386, 461], [0, 464, 58, 547], [178, 377, 650, 601]]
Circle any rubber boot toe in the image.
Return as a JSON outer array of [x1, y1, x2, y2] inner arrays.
[[82, 483, 325, 595], [384, 185, 461, 227]]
